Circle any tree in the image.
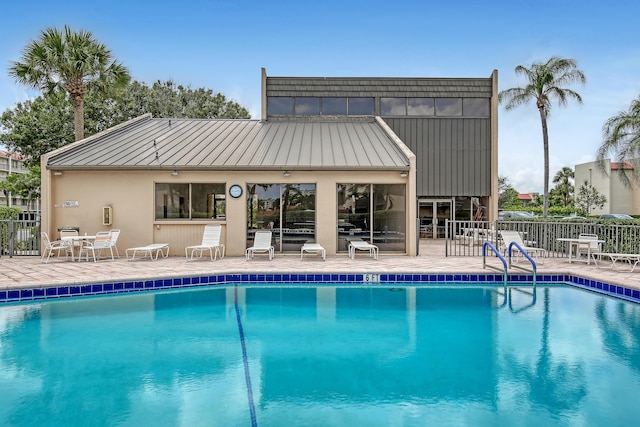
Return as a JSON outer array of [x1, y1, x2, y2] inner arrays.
[[574, 180, 606, 216], [596, 96, 640, 186], [9, 167, 41, 212], [499, 187, 521, 210], [0, 80, 251, 167], [0, 92, 73, 167], [529, 193, 544, 208], [499, 57, 586, 217], [0, 167, 41, 211], [112, 80, 251, 121], [8, 25, 131, 141], [552, 166, 575, 207], [0, 178, 13, 206], [548, 186, 566, 208], [498, 175, 510, 194]]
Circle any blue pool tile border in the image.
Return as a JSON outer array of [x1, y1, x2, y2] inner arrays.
[[1, 272, 639, 305]]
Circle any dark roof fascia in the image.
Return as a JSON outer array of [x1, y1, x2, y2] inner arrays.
[[266, 75, 494, 82], [48, 165, 409, 172]]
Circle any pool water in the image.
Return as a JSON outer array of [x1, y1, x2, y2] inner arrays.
[[1, 284, 639, 426]]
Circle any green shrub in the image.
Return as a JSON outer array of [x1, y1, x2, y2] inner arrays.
[[0, 206, 22, 220]]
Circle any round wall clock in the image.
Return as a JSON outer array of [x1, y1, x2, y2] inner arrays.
[[229, 184, 243, 198]]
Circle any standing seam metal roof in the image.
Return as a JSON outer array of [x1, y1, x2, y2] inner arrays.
[[47, 116, 410, 170]]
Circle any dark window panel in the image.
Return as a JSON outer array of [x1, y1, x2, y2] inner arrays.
[[408, 98, 435, 116], [295, 97, 320, 115], [267, 97, 294, 115], [322, 97, 347, 115], [435, 98, 462, 116], [381, 98, 407, 116], [348, 98, 375, 115], [463, 98, 490, 117]]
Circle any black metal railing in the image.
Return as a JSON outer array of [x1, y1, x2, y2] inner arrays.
[[0, 219, 41, 257], [445, 220, 640, 257]]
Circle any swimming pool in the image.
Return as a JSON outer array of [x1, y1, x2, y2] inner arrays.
[[1, 283, 639, 426]]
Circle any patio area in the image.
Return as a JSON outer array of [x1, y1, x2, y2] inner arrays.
[[2, 239, 640, 293]]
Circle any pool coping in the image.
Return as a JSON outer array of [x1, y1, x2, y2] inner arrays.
[[2, 271, 639, 305]]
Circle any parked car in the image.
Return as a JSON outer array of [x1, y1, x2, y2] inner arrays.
[[599, 214, 634, 220], [561, 215, 587, 221], [498, 211, 535, 220]]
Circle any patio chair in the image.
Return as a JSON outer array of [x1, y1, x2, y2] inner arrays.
[[40, 232, 73, 263], [79, 231, 114, 262], [109, 229, 121, 258], [59, 228, 81, 254], [577, 233, 602, 262], [499, 230, 546, 264], [246, 230, 274, 260], [185, 224, 225, 261]]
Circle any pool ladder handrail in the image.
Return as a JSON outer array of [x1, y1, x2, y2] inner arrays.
[[507, 241, 537, 286], [482, 242, 508, 286]]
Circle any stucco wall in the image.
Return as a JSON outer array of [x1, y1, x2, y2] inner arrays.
[[575, 160, 640, 216], [43, 169, 416, 257]]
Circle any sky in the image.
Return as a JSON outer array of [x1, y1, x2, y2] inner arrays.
[[1, 0, 639, 193]]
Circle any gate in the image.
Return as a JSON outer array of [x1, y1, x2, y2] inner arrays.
[[0, 219, 41, 257]]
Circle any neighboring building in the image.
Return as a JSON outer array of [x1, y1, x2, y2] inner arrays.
[[0, 150, 32, 211], [41, 68, 498, 256], [575, 159, 640, 216], [517, 193, 533, 207]]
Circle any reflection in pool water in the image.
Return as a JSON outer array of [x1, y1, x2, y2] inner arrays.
[[0, 285, 639, 426]]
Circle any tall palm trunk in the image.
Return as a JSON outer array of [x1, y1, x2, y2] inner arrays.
[[538, 106, 550, 217], [71, 93, 85, 141]]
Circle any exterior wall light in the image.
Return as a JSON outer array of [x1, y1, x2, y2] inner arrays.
[[400, 171, 408, 178], [53, 171, 63, 176], [283, 171, 291, 177], [171, 170, 179, 176]]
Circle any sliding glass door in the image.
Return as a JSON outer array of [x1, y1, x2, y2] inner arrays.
[[247, 183, 316, 253]]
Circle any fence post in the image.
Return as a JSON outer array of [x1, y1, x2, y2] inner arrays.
[[8, 219, 14, 258]]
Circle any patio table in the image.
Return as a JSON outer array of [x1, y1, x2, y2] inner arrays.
[[556, 237, 605, 265], [61, 235, 96, 261]]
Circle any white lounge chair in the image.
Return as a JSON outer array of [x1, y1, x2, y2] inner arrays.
[[246, 231, 274, 260], [593, 252, 640, 271], [301, 243, 326, 260], [126, 243, 170, 261], [348, 239, 379, 260], [499, 230, 546, 263], [185, 224, 225, 261], [40, 232, 73, 263]]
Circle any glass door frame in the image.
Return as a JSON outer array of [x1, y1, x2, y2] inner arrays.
[[418, 198, 455, 239]]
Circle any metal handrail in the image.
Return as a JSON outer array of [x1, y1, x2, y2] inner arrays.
[[507, 241, 537, 286], [482, 242, 508, 286]]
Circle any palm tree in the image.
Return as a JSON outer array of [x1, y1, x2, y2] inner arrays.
[[499, 57, 586, 217], [552, 166, 575, 207], [596, 96, 640, 186], [8, 25, 130, 141]]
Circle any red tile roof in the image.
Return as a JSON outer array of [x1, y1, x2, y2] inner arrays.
[[611, 162, 634, 170]]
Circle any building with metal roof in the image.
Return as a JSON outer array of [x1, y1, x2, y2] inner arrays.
[[41, 68, 498, 257], [47, 116, 410, 171]]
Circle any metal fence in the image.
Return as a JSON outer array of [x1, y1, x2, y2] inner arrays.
[[0, 219, 41, 257], [445, 220, 640, 257]]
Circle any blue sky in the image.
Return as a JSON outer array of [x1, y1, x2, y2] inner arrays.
[[1, 0, 639, 193]]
